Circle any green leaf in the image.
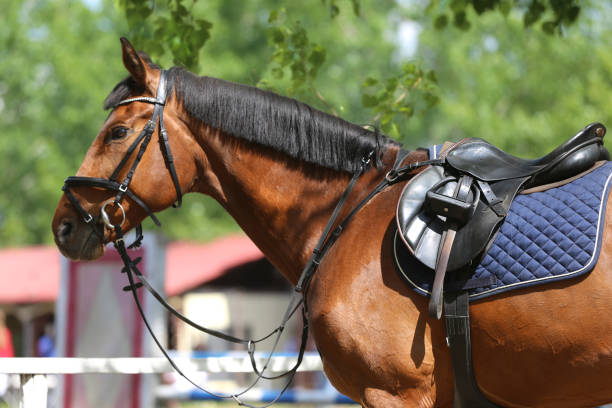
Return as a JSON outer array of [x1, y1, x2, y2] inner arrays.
[[453, 10, 471, 30], [524, 0, 545, 27], [362, 77, 379, 87], [403, 63, 417, 75], [499, 0, 512, 16], [450, 0, 468, 13], [542, 21, 556, 34], [330, 3, 340, 18], [380, 112, 393, 125], [567, 6, 580, 22], [268, 10, 279, 23], [388, 123, 400, 139], [385, 77, 398, 93], [271, 67, 284, 79], [426, 70, 438, 83], [434, 14, 448, 30], [290, 61, 306, 81], [309, 45, 326, 68], [472, 0, 491, 14], [350, 0, 361, 16], [270, 27, 286, 44], [398, 105, 414, 118], [362, 93, 379, 107]]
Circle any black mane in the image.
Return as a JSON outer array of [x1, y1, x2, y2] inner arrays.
[[105, 67, 397, 173]]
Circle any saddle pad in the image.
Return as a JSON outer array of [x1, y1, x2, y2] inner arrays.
[[393, 161, 612, 301]]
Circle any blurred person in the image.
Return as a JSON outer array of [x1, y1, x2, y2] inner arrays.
[[0, 310, 14, 400], [0, 310, 14, 357], [37, 322, 55, 357]]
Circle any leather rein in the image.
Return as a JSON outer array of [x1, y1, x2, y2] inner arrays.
[[61, 69, 435, 407]]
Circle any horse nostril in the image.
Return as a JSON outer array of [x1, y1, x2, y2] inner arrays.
[[58, 220, 74, 244]]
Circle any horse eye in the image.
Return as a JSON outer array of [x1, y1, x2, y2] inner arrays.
[[110, 127, 129, 141]]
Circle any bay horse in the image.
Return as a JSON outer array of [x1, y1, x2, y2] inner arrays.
[[52, 38, 612, 408]]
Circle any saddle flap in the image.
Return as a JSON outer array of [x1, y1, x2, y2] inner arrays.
[[396, 165, 528, 271]]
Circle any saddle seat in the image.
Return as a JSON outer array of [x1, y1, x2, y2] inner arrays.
[[396, 122, 610, 318], [446, 122, 609, 187]]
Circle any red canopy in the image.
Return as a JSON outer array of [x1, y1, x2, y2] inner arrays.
[[0, 235, 264, 303]]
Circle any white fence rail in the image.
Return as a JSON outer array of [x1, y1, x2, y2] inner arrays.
[[0, 354, 323, 374], [0, 354, 359, 407]]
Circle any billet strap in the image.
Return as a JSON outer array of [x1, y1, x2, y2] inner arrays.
[[444, 291, 501, 408], [476, 180, 507, 217]]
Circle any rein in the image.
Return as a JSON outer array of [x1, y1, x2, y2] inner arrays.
[[61, 69, 434, 406]]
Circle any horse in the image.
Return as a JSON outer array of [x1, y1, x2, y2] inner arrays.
[[51, 38, 612, 408]]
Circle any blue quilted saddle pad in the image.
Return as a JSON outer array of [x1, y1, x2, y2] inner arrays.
[[393, 161, 612, 301]]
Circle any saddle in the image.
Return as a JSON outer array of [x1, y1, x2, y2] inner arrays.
[[396, 122, 610, 318]]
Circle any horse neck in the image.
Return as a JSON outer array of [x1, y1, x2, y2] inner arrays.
[[189, 126, 398, 285]]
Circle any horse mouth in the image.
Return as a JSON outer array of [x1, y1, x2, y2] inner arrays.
[[54, 219, 107, 261]]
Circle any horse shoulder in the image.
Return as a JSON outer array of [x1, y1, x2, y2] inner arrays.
[[306, 184, 454, 407]]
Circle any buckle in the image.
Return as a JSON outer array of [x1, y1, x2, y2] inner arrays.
[[144, 120, 155, 132], [119, 183, 128, 193], [385, 170, 398, 183], [361, 151, 374, 167], [83, 214, 93, 224]]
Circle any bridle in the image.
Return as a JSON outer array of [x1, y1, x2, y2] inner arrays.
[[62, 70, 182, 247], [60, 68, 437, 407]]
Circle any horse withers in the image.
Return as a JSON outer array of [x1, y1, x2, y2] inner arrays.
[[52, 38, 612, 407]]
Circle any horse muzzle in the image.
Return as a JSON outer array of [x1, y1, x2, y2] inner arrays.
[[52, 203, 106, 261]]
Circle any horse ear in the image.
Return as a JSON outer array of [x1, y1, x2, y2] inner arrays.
[[120, 37, 148, 86]]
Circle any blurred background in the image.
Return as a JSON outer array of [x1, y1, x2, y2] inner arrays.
[[1, 0, 611, 406]]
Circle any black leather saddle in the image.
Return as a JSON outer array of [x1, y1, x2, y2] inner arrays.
[[446, 122, 609, 185], [396, 122, 609, 318]]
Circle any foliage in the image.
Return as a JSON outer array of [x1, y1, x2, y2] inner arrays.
[[428, 0, 581, 34], [117, 0, 212, 71], [0, 0, 127, 245], [258, 9, 328, 97], [361, 64, 439, 138], [0, 0, 605, 248], [404, 2, 612, 155]]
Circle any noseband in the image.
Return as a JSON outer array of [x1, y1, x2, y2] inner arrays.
[[62, 70, 182, 245]]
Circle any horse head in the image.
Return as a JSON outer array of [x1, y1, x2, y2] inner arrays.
[[52, 38, 200, 261]]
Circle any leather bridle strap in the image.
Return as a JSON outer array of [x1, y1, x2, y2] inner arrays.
[[113, 224, 309, 407], [109, 70, 182, 208], [63, 176, 161, 226], [296, 148, 429, 294], [61, 70, 181, 247]]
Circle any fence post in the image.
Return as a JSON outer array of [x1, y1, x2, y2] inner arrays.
[[19, 374, 48, 408]]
